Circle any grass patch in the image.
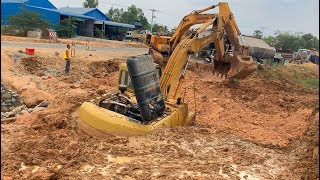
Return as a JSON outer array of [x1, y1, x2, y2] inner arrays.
[[295, 78, 319, 88], [260, 63, 319, 89]]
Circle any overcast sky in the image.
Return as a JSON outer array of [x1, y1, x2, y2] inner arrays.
[[50, 0, 319, 37]]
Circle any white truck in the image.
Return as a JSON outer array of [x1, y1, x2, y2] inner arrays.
[[123, 30, 150, 42], [292, 49, 311, 64]]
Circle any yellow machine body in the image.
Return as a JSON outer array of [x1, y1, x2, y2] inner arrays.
[[78, 63, 195, 137], [150, 35, 171, 52], [78, 101, 195, 137]]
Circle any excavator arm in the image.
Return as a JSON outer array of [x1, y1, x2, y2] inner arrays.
[[211, 2, 257, 78], [160, 18, 218, 100], [170, 11, 217, 50], [160, 2, 257, 100], [149, 5, 219, 65]]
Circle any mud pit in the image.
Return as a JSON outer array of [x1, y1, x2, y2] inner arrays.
[[1, 47, 319, 179]]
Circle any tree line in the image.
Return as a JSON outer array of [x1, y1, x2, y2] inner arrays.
[[3, 0, 169, 38], [106, 5, 169, 33], [263, 32, 319, 52], [82, 0, 169, 33], [3, 0, 319, 50]]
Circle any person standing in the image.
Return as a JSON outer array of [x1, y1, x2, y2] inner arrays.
[[63, 44, 72, 75]]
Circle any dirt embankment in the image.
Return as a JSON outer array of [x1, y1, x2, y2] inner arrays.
[[1, 49, 319, 179], [1, 35, 148, 48]]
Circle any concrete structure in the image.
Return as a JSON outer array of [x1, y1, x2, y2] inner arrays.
[[1, 0, 135, 38]]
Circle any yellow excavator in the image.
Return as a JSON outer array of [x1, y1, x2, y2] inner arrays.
[[78, 2, 257, 137], [148, 5, 219, 66]]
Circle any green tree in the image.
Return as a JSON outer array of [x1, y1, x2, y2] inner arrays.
[[253, 30, 262, 39], [263, 32, 319, 51], [56, 17, 78, 38], [263, 35, 276, 47], [83, 0, 98, 8], [106, 5, 150, 30], [94, 27, 103, 38], [107, 7, 124, 22], [152, 24, 169, 33], [301, 33, 319, 50], [9, 8, 50, 37]]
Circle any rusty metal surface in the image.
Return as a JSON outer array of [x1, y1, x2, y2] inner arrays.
[[240, 36, 276, 59]]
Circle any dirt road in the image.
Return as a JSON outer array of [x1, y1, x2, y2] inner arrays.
[[1, 41, 148, 53], [1, 39, 319, 179]]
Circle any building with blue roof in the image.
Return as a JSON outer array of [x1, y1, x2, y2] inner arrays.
[[1, 0, 135, 38], [59, 7, 110, 21]]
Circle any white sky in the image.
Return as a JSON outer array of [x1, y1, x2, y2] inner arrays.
[[50, 0, 319, 37]]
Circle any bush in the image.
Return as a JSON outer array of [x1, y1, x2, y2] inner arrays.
[[56, 17, 77, 38], [94, 27, 103, 38], [1, 25, 24, 36], [9, 8, 50, 37]]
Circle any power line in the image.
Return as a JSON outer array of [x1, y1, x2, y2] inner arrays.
[[99, 1, 129, 9], [99, 0, 164, 12], [260, 26, 268, 36], [149, 9, 160, 33], [100, 0, 163, 33]]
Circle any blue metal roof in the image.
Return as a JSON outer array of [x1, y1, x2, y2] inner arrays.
[[25, 5, 95, 20], [59, 7, 95, 15], [25, 0, 57, 9], [1, 1, 134, 28], [59, 11, 95, 20], [1, 0, 27, 3], [104, 21, 135, 28], [59, 7, 110, 21]]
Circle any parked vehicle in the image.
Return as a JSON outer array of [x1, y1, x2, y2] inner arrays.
[[292, 49, 311, 64]]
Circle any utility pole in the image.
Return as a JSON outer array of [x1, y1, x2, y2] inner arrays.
[[150, 9, 157, 33], [260, 26, 267, 37], [148, 9, 161, 33]]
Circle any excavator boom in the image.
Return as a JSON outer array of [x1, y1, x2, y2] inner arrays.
[[149, 5, 219, 65], [160, 2, 257, 99], [211, 2, 257, 78]]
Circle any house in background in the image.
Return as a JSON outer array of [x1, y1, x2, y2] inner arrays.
[[58, 7, 134, 38], [1, 0, 135, 39]]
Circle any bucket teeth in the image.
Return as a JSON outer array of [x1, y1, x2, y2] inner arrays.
[[212, 61, 230, 80], [212, 55, 257, 80]]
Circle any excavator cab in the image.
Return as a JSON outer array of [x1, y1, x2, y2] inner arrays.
[[78, 55, 195, 137], [97, 56, 165, 122]]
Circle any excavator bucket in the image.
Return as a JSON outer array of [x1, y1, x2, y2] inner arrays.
[[213, 55, 257, 79]]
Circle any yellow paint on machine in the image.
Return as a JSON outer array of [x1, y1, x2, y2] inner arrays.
[[78, 102, 195, 137]]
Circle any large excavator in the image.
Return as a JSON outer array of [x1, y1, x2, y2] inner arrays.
[[148, 5, 219, 66], [78, 2, 257, 137]]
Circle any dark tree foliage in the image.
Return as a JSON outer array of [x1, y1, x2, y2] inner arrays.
[[56, 17, 78, 38], [263, 32, 319, 51], [9, 8, 50, 37], [107, 5, 150, 30], [83, 0, 98, 8]]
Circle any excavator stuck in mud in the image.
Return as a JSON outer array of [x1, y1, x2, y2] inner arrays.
[[78, 2, 258, 137]]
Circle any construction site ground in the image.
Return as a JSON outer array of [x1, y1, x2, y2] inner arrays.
[[1, 35, 319, 179]]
